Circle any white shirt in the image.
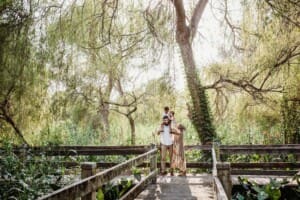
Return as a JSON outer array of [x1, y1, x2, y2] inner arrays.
[[160, 125, 173, 145]]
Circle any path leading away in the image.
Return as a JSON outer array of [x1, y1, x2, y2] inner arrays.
[[135, 174, 215, 200]]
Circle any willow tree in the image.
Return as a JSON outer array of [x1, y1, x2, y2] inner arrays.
[[0, 1, 33, 145], [171, 0, 216, 144], [200, 0, 300, 144], [46, 0, 157, 143]]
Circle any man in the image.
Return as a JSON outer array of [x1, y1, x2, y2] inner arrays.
[[157, 115, 179, 176]]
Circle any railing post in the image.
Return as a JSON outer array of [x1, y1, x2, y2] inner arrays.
[[213, 142, 221, 161], [216, 162, 232, 199], [81, 162, 97, 200], [150, 144, 157, 184]]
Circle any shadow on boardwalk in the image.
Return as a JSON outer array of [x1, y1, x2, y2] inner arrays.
[[136, 174, 214, 200]]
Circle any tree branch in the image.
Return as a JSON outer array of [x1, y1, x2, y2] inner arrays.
[[204, 76, 283, 99], [265, 0, 300, 28], [190, 0, 208, 41], [259, 44, 300, 89], [171, 0, 188, 32]]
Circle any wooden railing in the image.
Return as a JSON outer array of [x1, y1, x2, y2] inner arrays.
[[6, 144, 300, 200], [219, 144, 300, 155], [9, 144, 300, 175], [12, 145, 149, 156], [211, 144, 300, 199], [11, 144, 300, 155], [38, 147, 157, 200], [217, 144, 300, 176]]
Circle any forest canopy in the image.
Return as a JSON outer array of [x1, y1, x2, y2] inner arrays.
[[0, 0, 299, 146]]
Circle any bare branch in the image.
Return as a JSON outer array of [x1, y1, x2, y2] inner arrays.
[[190, 0, 208, 41], [204, 42, 300, 99], [203, 76, 283, 99], [259, 44, 300, 89], [143, 8, 164, 45], [265, 0, 300, 28], [223, 0, 245, 51]]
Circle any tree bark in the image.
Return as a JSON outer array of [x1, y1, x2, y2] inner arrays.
[[98, 72, 114, 140], [172, 0, 215, 144], [128, 114, 136, 145], [116, 79, 137, 145]]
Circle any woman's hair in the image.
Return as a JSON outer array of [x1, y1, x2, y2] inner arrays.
[[177, 124, 186, 130], [170, 111, 175, 116]]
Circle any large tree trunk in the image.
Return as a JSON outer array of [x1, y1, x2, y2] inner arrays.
[[172, 0, 215, 144]]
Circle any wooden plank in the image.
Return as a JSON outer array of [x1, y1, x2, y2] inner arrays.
[[24, 149, 147, 156], [52, 162, 213, 169], [184, 145, 212, 151], [220, 145, 300, 155], [231, 162, 300, 169], [231, 169, 298, 176], [220, 144, 300, 148], [10, 146, 150, 156], [119, 170, 157, 200], [8, 144, 300, 156], [24, 145, 150, 150], [137, 175, 214, 200], [38, 148, 157, 200], [213, 177, 229, 200]]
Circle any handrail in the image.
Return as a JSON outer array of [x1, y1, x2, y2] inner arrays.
[[37, 161, 212, 169], [38, 148, 157, 200], [219, 145, 300, 155], [6, 144, 300, 156], [212, 147, 218, 177]]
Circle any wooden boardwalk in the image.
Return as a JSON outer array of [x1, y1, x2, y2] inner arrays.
[[136, 174, 215, 200], [33, 144, 300, 200]]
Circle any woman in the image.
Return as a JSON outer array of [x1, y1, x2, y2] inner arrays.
[[169, 111, 176, 128], [171, 123, 187, 176]]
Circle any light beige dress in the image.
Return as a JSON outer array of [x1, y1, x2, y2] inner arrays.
[[171, 129, 186, 172]]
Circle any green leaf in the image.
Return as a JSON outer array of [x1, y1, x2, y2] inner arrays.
[[257, 191, 268, 200]]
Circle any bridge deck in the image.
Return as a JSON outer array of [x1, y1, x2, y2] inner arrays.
[[135, 174, 215, 200]]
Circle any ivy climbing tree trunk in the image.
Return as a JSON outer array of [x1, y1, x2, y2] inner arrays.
[[172, 0, 215, 144]]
